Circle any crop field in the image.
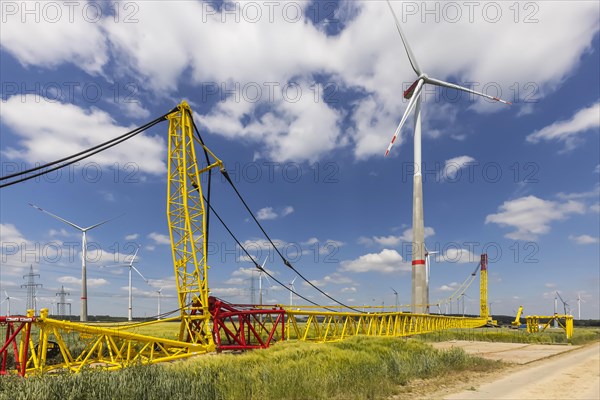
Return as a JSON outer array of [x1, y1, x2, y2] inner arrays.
[[416, 327, 600, 345], [1, 322, 598, 400], [0, 336, 501, 400]]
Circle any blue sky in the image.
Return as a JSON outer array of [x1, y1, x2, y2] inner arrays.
[[1, 1, 598, 319]]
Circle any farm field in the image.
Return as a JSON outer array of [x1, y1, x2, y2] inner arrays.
[[0, 335, 501, 400], [2, 325, 599, 399]]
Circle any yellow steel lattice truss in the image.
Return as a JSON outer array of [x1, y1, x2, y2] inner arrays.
[[166, 101, 222, 348]]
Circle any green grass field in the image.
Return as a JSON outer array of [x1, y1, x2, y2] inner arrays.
[[1, 323, 598, 399], [0, 336, 501, 400], [416, 327, 600, 345]]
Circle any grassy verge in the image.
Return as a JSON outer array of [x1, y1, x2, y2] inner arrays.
[[0, 337, 501, 400], [416, 327, 600, 345]]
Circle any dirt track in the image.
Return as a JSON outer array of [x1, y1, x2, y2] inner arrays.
[[442, 341, 600, 400]]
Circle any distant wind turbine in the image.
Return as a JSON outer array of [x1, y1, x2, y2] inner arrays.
[[2, 290, 22, 316], [29, 203, 121, 321], [576, 292, 586, 320], [288, 277, 297, 307], [104, 245, 148, 321], [156, 288, 163, 320], [256, 257, 271, 307], [384, 0, 511, 314], [391, 287, 399, 312]]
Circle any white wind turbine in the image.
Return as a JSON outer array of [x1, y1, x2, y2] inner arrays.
[[104, 245, 148, 321], [383, 1, 511, 314], [288, 277, 297, 308], [424, 247, 438, 311], [391, 287, 399, 311], [576, 292, 586, 320], [2, 290, 22, 316], [156, 288, 163, 320], [256, 257, 272, 307], [29, 203, 120, 321]]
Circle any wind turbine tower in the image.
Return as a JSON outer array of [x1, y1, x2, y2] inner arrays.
[[384, 1, 511, 313]]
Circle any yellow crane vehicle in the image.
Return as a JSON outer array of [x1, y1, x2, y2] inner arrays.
[[1, 101, 496, 377]]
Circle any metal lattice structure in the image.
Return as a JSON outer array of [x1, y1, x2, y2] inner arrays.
[[166, 101, 223, 349]]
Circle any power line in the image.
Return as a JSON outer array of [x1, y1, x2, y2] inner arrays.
[[0, 109, 176, 188]]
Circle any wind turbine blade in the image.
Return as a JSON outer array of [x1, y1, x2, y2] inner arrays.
[[425, 77, 512, 105], [260, 257, 268, 270], [385, 0, 421, 75], [29, 203, 84, 230], [131, 265, 148, 282], [85, 213, 125, 232], [385, 79, 425, 157], [4, 290, 8, 298], [291, 276, 297, 285], [129, 246, 141, 266], [102, 264, 128, 268]]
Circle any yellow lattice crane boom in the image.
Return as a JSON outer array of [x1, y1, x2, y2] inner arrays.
[[479, 253, 488, 319], [166, 101, 223, 348]]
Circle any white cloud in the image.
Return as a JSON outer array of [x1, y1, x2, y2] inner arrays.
[[256, 207, 277, 221], [58, 276, 108, 287], [148, 232, 170, 245], [99, 190, 116, 202], [569, 234, 600, 245], [1, 97, 166, 174], [2, 2, 597, 162], [441, 248, 478, 264], [302, 273, 354, 287], [439, 156, 476, 181], [339, 249, 410, 274], [281, 206, 294, 217], [256, 206, 294, 221], [527, 102, 600, 150], [0, 223, 27, 244], [125, 233, 139, 241], [359, 227, 435, 247], [0, 4, 107, 74], [438, 282, 459, 292], [485, 195, 586, 240], [49, 228, 73, 238]]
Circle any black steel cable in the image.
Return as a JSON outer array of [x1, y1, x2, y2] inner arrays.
[[0, 109, 176, 183], [0, 110, 175, 188], [219, 169, 361, 312]]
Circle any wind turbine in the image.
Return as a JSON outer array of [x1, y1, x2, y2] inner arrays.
[[256, 257, 271, 307], [576, 292, 585, 320], [104, 245, 148, 321], [156, 288, 163, 320], [391, 287, 399, 311], [29, 203, 120, 322], [288, 277, 297, 307], [2, 290, 22, 316], [383, 1, 511, 314], [424, 247, 438, 312], [556, 291, 570, 315]]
